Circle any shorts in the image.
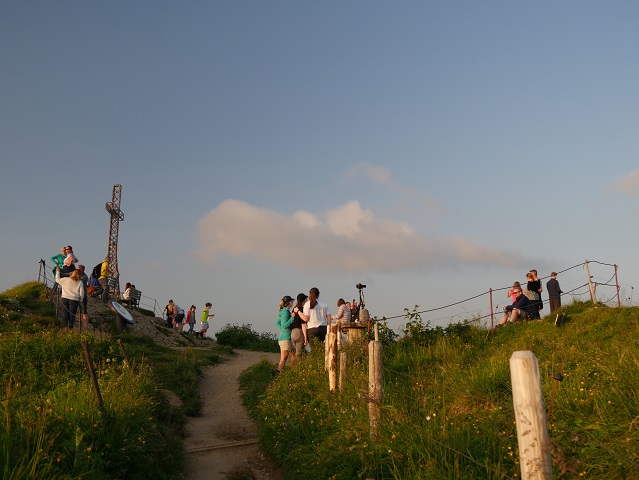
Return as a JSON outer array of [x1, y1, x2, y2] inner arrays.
[[278, 340, 293, 352], [201, 321, 209, 331]]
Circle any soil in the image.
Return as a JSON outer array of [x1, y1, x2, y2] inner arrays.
[[182, 349, 284, 480], [79, 299, 284, 480]]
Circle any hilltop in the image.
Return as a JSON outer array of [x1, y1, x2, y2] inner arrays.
[[248, 300, 639, 479]]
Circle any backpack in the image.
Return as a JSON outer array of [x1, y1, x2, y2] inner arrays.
[[91, 262, 102, 279]]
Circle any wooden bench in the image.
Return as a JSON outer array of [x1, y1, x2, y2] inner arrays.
[[122, 289, 141, 310], [129, 289, 141, 310]]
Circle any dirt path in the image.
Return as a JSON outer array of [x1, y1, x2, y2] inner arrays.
[[183, 349, 284, 480]]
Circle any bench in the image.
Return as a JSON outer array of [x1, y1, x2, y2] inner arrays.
[[128, 289, 141, 310], [122, 288, 141, 310]]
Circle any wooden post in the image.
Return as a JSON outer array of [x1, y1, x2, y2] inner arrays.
[[81, 340, 105, 412], [368, 322, 382, 442], [327, 330, 337, 391], [490, 288, 494, 331], [585, 260, 596, 303], [117, 338, 131, 368], [339, 352, 347, 393], [509, 351, 552, 480], [614, 264, 621, 308]]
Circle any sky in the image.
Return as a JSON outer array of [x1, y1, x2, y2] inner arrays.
[[1, 2, 638, 337]]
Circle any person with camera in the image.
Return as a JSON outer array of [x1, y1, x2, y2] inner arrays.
[[297, 287, 330, 347]]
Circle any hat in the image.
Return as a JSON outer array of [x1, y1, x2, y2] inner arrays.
[[282, 295, 294, 304], [296, 292, 308, 303]]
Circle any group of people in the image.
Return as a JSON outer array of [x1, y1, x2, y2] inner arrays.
[[51, 244, 146, 329], [275, 287, 361, 372], [498, 270, 563, 327], [163, 300, 214, 337], [50, 245, 88, 328]]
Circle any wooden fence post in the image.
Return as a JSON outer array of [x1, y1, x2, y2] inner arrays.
[[585, 259, 596, 303], [509, 351, 552, 480], [117, 338, 131, 368], [328, 329, 337, 391], [81, 340, 105, 412], [339, 351, 347, 393], [368, 322, 382, 442]]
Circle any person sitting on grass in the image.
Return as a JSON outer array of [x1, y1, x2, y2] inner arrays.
[[498, 287, 532, 326]]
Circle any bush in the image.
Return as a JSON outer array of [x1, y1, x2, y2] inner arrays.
[[215, 323, 278, 352]]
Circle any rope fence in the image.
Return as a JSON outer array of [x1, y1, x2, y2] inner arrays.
[[377, 260, 630, 333], [321, 319, 639, 479]]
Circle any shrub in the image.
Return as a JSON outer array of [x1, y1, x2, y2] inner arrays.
[[215, 323, 278, 352]]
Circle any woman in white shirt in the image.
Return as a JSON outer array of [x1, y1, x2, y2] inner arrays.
[[55, 269, 86, 328], [297, 287, 330, 343]]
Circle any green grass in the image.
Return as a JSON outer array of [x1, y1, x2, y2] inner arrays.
[[245, 301, 639, 479], [0, 282, 232, 479]]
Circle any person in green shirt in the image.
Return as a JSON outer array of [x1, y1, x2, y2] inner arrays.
[[199, 302, 214, 337], [276, 295, 295, 372]]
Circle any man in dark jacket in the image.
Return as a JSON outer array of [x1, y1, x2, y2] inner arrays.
[[498, 287, 532, 326], [546, 272, 563, 313]]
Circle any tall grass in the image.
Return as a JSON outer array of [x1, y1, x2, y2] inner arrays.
[[0, 282, 225, 479], [246, 301, 639, 479]]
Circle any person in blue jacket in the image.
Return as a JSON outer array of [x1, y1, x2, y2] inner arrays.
[[276, 295, 295, 372], [498, 286, 532, 326]]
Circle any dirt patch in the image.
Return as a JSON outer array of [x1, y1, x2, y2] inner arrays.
[[183, 349, 283, 480], [77, 299, 283, 478]]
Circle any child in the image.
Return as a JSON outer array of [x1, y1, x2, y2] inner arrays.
[[186, 305, 197, 333], [198, 302, 214, 338]]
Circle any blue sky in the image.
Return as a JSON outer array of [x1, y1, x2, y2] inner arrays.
[[2, 2, 638, 335]]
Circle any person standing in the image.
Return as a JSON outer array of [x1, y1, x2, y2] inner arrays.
[[163, 300, 175, 328], [546, 272, 563, 313], [290, 293, 308, 358], [51, 246, 67, 278], [298, 287, 330, 344], [173, 303, 185, 331], [62, 245, 78, 276], [76, 265, 89, 329], [276, 295, 295, 372], [525, 272, 541, 319], [186, 305, 197, 333], [96, 257, 110, 303], [530, 269, 543, 315], [199, 302, 215, 337], [55, 269, 86, 328]]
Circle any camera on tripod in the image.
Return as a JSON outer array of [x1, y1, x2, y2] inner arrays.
[[356, 283, 366, 290]]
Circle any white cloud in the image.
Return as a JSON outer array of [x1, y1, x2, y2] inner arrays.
[[194, 199, 527, 273], [610, 169, 639, 198], [342, 162, 448, 220]]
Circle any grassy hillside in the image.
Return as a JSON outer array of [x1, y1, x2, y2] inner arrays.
[[246, 301, 639, 479], [0, 282, 222, 479]]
